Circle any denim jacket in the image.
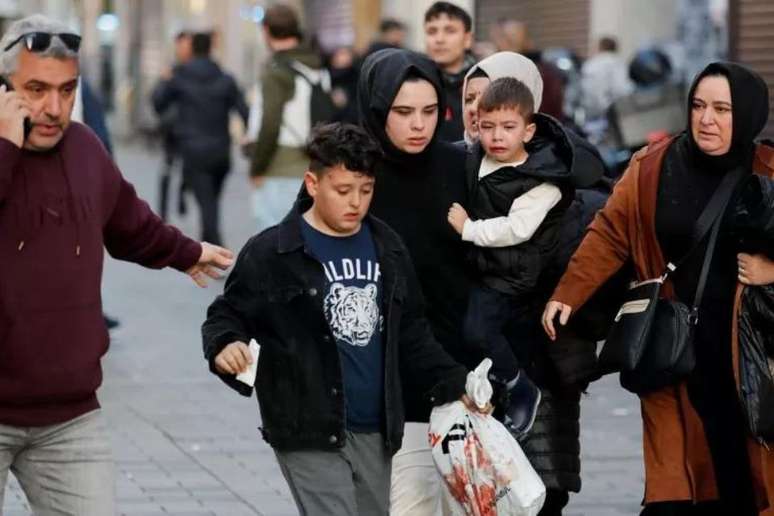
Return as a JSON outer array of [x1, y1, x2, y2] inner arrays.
[[202, 200, 467, 454]]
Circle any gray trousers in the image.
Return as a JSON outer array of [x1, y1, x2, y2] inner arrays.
[[274, 431, 391, 516], [0, 409, 115, 516]]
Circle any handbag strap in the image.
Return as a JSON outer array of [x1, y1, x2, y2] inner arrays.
[[665, 166, 747, 277], [671, 166, 747, 323]]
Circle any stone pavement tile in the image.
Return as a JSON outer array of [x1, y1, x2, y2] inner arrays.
[[146, 489, 198, 502], [116, 500, 166, 515], [158, 499, 208, 512], [201, 501, 270, 516]]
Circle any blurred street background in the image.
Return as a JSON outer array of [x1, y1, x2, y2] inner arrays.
[[3, 0, 772, 142]]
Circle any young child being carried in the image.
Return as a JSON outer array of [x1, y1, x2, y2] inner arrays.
[[448, 77, 575, 439]]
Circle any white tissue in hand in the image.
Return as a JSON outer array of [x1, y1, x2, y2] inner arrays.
[[466, 358, 494, 410], [236, 339, 260, 387]]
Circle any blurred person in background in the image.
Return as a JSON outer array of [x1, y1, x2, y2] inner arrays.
[[581, 36, 633, 120], [328, 46, 359, 124], [153, 31, 248, 247], [72, 74, 122, 331], [153, 30, 192, 222], [249, 3, 330, 231], [423, 1, 476, 142], [0, 15, 233, 515], [490, 19, 565, 121], [364, 18, 407, 57]]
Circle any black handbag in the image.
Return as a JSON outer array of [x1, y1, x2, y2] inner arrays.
[[597, 277, 662, 375], [600, 167, 745, 395]]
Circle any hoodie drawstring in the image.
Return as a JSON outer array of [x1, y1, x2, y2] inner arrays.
[[16, 151, 82, 256], [17, 161, 30, 252], [57, 152, 81, 257]]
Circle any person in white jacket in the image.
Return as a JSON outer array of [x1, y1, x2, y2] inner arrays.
[[580, 36, 633, 120]]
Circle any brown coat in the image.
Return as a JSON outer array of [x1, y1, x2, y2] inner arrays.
[[551, 136, 774, 510]]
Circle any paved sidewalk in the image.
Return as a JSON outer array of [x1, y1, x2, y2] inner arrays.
[[2, 143, 644, 515]]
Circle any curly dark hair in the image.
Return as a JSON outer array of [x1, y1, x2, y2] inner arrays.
[[306, 123, 383, 177]]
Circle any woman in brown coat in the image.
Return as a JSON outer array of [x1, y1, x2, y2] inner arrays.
[[542, 62, 774, 515]]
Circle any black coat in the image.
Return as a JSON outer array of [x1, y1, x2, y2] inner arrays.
[[736, 172, 774, 443], [152, 57, 248, 161], [201, 201, 467, 454], [436, 55, 476, 143], [358, 49, 477, 421], [738, 284, 774, 443]]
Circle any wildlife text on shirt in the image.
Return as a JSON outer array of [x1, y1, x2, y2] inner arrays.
[[300, 218, 385, 431]]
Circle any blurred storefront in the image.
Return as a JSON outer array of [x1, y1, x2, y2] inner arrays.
[[730, 0, 774, 139], [475, 0, 590, 58], [2, 0, 772, 139]]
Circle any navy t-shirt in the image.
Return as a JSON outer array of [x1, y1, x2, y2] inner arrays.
[[300, 217, 384, 432]]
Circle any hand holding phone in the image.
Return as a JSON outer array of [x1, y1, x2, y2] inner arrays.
[[0, 76, 32, 147]]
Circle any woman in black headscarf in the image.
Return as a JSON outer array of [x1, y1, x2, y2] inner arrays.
[[357, 48, 475, 515], [542, 62, 774, 514]]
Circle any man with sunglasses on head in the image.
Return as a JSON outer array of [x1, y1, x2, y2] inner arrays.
[[0, 15, 234, 515]]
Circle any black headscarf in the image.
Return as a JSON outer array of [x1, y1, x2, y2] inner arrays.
[[685, 61, 769, 173], [357, 48, 446, 165]]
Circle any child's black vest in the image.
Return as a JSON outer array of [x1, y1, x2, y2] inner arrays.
[[465, 114, 588, 297]]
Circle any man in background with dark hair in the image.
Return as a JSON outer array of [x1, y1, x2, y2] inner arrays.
[[249, 3, 328, 230], [424, 1, 476, 142], [153, 31, 248, 246], [203, 122, 476, 516], [365, 18, 407, 57]]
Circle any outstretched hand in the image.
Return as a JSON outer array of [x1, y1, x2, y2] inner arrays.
[[186, 242, 235, 287]]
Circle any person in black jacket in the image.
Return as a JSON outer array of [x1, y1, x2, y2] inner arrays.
[[152, 32, 248, 246], [202, 123, 475, 516], [448, 77, 575, 440], [357, 47, 475, 515]]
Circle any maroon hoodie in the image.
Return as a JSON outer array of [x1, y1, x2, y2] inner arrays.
[[0, 123, 201, 426]]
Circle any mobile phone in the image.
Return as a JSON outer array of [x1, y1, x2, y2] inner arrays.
[[0, 76, 33, 139]]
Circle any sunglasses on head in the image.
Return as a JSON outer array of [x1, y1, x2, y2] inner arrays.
[[3, 32, 81, 53]]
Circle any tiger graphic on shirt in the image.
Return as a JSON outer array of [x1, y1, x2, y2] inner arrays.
[[324, 282, 381, 347]]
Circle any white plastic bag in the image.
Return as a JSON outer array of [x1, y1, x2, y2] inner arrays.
[[429, 359, 546, 516]]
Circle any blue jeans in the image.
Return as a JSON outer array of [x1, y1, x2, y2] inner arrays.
[[463, 284, 537, 381], [0, 409, 115, 516]]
